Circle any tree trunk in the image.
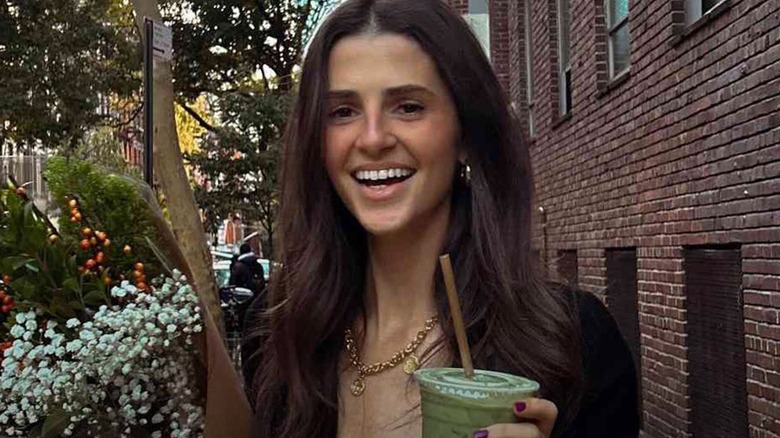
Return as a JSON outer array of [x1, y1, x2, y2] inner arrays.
[[129, 0, 221, 327]]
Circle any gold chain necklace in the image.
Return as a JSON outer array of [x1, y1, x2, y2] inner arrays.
[[344, 315, 439, 396]]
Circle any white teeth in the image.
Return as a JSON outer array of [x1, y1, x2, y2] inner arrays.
[[354, 168, 414, 182]]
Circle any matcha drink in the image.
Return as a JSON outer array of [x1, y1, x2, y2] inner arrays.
[[415, 367, 539, 438]]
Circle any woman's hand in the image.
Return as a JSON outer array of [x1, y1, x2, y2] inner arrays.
[[472, 398, 558, 438]]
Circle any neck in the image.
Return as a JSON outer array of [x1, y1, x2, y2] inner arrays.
[[363, 205, 450, 337]]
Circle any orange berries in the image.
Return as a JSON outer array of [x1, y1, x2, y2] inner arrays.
[[103, 239, 111, 247], [96, 231, 107, 242], [82, 228, 93, 237], [1, 294, 13, 313], [15, 187, 25, 197], [80, 239, 91, 251], [136, 282, 147, 291], [85, 259, 97, 270], [134, 263, 144, 272], [89, 237, 97, 246], [49, 234, 59, 243], [68, 199, 78, 209], [2, 275, 9, 284], [123, 245, 132, 255], [95, 252, 105, 264], [133, 270, 143, 279]]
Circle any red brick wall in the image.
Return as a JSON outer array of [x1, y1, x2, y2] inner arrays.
[[498, 0, 780, 436], [489, 0, 511, 93]]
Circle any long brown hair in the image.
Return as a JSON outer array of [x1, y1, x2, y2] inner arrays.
[[248, 0, 582, 436]]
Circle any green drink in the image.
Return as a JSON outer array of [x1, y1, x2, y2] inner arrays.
[[415, 367, 540, 438]]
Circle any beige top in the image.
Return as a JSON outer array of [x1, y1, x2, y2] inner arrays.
[[337, 330, 450, 438]]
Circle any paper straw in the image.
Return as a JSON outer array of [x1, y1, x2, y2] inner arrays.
[[439, 254, 475, 379]]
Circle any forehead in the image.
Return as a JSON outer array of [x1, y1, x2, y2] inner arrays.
[[327, 33, 445, 92]]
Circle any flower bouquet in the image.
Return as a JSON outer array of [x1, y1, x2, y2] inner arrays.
[[0, 158, 250, 438]]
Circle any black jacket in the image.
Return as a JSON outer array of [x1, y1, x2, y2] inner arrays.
[[229, 252, 266, 295], [243, 288, 640, 437]]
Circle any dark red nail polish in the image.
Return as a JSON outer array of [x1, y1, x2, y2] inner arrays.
[[515, 401, 527, 412], [473, 430, 489, 438]]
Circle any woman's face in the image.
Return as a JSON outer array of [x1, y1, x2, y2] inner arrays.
[[324, 33, 462, 237]]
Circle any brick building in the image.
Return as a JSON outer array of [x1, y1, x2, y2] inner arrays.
[[451, 0, 780, 436]]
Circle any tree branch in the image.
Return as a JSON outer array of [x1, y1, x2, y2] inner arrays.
[[176, 101, 217, 132], [106, 102, 144, 129]]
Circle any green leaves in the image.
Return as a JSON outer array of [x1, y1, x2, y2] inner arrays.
[[38, 408, 71, 438], [0, 0, 141, 151], [0, 158, 165, 326]]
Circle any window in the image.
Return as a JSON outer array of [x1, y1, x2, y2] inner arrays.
[[684, 246, 748, 438], [465, 0, 491, 57], [606, 249, 642, 423], [524, 0, 535, 137], [605, 0, 630, 78], [556, 0, 572, 116], [685, 0, 725, 24]]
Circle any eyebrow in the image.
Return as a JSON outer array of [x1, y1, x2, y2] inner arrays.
[[326, 84, 436, 100]]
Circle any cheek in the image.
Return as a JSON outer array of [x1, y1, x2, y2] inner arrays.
[[323, 131, 347, 179]]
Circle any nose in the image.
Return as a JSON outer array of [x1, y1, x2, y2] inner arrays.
[[355, 109, 396, 156]]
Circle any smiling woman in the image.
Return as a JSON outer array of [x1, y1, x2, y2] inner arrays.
[[324, 33, 462, 236], [243, 1, 640, 438]]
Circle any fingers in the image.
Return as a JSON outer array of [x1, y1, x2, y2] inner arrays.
[[471, 398, 559, 438], [513, 398, 558, 437], [474, 423, 542, 438]]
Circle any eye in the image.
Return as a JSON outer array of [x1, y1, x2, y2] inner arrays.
[[329, 106, 357, 119], [396, 102, 424, 116]]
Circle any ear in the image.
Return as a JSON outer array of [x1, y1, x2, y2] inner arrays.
[[458, 148, 467, 164]]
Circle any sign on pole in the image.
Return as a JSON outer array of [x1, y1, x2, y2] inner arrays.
[[151, 20, 173, 62]]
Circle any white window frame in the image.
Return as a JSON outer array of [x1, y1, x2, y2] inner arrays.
[[685, 0, 727, 24], [557, 0, 571, 116], [605, 0, 630, 78]]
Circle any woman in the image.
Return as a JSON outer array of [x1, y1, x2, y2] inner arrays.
[[245, 0, 640, 437]]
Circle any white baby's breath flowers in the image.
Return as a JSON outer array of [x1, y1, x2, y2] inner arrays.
[[0, 270, 204, 437]]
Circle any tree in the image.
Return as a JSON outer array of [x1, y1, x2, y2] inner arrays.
[[0, 0, 141, 152], [186, 90, 289, 256], [170, 0, 335, 256], [163, 0, 331, 98]]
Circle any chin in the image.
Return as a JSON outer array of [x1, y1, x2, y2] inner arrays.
[[356, 213, 409, 237]]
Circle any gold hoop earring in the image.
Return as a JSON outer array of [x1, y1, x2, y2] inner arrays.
[[459, 161, 471, 186]]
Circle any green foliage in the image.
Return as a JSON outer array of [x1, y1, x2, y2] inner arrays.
[[69, 126, 143, 177], [0, 184, 108, 328], [0, 0, 142, 151], [0, 157, 176, 339], [185, 90, 289, 256], [163, 0, 333, 97], [44, 157, 164, 279]]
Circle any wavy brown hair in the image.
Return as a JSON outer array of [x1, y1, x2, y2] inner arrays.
[[247, 0, 583, 436]]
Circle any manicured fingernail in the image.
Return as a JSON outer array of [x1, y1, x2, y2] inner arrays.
[[515, 401, 527, 412], [473, 430, 489, 438]]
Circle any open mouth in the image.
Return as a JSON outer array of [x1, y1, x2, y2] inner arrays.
[[352, 168, 416, 187]]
